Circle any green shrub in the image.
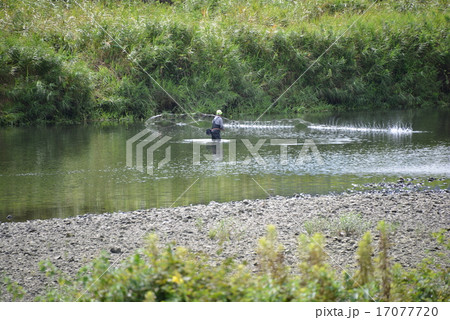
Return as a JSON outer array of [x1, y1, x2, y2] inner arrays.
[[208, 218, 233, 245], [333, 212, 371, 236], [390, 229, 450, 302], [0, 40, 94, 125], [2, 276, 25, 301], [303, 216, 329, 235], [375, 221, 392, 301], [1, 0, 448, 126], [298, 233, 344, 301], [303, 212, 371, 236], [256, 225, 288, 284], [0, 221, 440, 301], [354, 231, 374, 286]]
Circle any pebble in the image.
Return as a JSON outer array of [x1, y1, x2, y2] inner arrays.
[[110, 247, 122, 254]]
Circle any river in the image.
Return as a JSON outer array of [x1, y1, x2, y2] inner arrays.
[[0, 109, 449, 222]]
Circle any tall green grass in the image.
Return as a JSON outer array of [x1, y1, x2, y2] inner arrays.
[[0, 0, 448, 125]]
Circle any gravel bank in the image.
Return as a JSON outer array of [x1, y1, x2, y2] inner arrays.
[[1, 190, 449, 301]]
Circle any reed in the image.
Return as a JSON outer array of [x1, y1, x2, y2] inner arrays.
[[1, 0, 448, 125]]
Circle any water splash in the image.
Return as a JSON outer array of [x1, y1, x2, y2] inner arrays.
[[144, 113, 420, 135], [226, 120, 295, 130], [308, 123, 417, 134]]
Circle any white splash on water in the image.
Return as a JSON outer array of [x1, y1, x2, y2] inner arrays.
[[308, 124, 417, 134], [226, 121, 295, 129]]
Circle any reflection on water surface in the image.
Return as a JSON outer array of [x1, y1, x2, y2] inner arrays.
[[0, 110, 448, 221]]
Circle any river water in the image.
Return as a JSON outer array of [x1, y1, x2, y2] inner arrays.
[[0, 110, 449, 222]]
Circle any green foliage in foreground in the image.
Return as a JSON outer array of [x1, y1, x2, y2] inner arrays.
[[6, 223, 444, 302], [0, 0, 449, 125]]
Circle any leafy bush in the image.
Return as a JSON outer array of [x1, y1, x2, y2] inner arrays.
[[298, 233, 344, 301], [1, 0, 448, 126], [390, 230, 450, 302], [0, 40, 94, 125], [16, 221, 447, 302], [256, 225, 288, 284], [354, 231, 374, 286]]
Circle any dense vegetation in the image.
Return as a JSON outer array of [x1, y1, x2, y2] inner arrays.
[[0, 0, 448, 125], [3, 222, 448, 301]]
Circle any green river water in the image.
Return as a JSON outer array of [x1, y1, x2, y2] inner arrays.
[[0, 110, 449, 222]]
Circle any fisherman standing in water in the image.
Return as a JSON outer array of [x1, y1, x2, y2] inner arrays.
[[211, 109, 224, 140]]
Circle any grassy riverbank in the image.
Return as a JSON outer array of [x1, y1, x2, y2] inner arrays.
[[1, 0, 449, 126]]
